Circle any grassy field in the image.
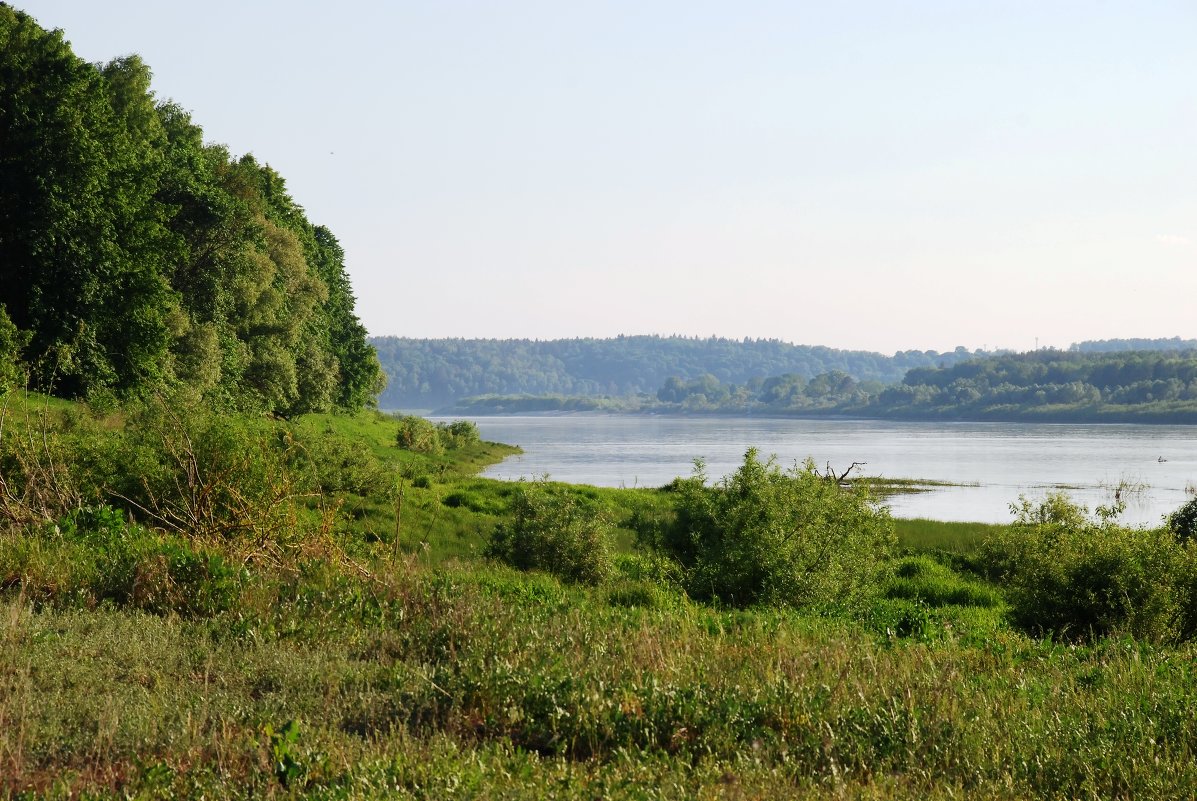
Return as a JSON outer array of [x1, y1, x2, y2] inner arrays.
[[893, 518, 1007, 555], [4, 552, 1196, 799], [2, 397, 1196, 799]]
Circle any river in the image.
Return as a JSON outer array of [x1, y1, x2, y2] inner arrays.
[[435, 414, 1197, 526]]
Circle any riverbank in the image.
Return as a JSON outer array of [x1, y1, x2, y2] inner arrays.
[[4, 397, 1197, 799], [464, 414, 1194, 527]]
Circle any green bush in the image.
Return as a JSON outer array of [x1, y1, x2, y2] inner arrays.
[[110, 395, 308, 545], [885, 555, 1002, 608], [0, 393, 108, 529], [395, 416, 481, 454], [2, 505, 241, 616], [867, 598, 936, 641], [980, 494, 1190, 642], [485, 480, 613, 585], [1168, 497, 1197, 544], [438, 419, 480, 448], [288, 427, 391, 496], [395, 415, 444, 453], [0, 303, 28, 393], [646, 449, 894, 610]]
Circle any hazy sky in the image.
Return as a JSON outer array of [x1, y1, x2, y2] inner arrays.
[[19, 1, 1197, 353]]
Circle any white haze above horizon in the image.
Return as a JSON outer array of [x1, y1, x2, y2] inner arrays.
[[19, 1, 1196, 354]]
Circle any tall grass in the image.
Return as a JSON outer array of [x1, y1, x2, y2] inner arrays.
[[2, 558, 1197, 799], [893, 518, 1005, 556]]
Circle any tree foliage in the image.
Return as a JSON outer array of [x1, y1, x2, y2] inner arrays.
[[979, 494, 1197, 643], [872, 349, 1197, 422], [0, 8, 382, 413], [1168, 498, 1197, 545], [646, 450, 894, 610], [0, 305, 27, 393]]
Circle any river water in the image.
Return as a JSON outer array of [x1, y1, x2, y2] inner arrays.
[[438, 415, 1197, 526]]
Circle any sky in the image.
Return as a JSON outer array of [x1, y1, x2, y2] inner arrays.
[[18, 1, 1197, 354]]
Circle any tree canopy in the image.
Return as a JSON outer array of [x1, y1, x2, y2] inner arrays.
[[0, 7, 383, 413]]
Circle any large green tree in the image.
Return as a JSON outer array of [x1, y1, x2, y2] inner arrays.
[[0, 7, 383, 413], [0, 9, 174, 396]]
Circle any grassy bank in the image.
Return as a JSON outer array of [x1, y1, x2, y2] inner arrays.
[[4, 556, 1196, 799], [2, 395, 1197, 799]]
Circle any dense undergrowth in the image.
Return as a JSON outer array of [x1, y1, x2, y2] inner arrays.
[[3, 392, 1197, 799]]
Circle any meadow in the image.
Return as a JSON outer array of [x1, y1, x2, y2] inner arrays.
[[2, 393, 1196, 800]]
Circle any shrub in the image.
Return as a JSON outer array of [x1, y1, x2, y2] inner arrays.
[[438, 419, 480, 448], [110, 395, 311, 547], [868, 598, 936, 641], [980, 493, 1189, 642], [395, 415, 444, 454], [1168, 497, 1197, 544], [0, 395, 91, 528], [288, 427, 391, 496], [885, 555, 1002, 608], [646, 449, 894, 610], [395, 416, 481, 453], [485, 480, 613, 585], [0, 303, 28, 393], [3, 505, 241, 616]]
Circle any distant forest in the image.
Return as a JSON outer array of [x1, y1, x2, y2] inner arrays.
[[439, 348, 1197, 425], [1069, 337, 1197, 353], [370, 336, 986, 409], [867, 349, 1197, 423]]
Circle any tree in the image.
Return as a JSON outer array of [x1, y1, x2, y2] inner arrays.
[[0, 11, 175, 396]]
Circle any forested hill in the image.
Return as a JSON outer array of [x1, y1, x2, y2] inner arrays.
[[442, 348, 1197, 423], [871, 349, 1197, 422], [0, 8, 383, 414], [370, 336, 986, 409]]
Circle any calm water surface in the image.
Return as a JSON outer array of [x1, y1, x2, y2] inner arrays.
[[439, 415, 1197, 525]]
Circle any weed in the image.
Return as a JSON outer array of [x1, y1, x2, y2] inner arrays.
[[264, 719, 304, 788]]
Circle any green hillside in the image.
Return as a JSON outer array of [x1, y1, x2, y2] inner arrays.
[[370, 335, 985, 409]]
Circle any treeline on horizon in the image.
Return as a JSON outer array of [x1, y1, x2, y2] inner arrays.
[[873, 348, 1197, 422], [1070, 336, 1197, 353], [370, 335, 986, 408], [0, 8, 383, 415], [446, 348, 1197, 424]]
